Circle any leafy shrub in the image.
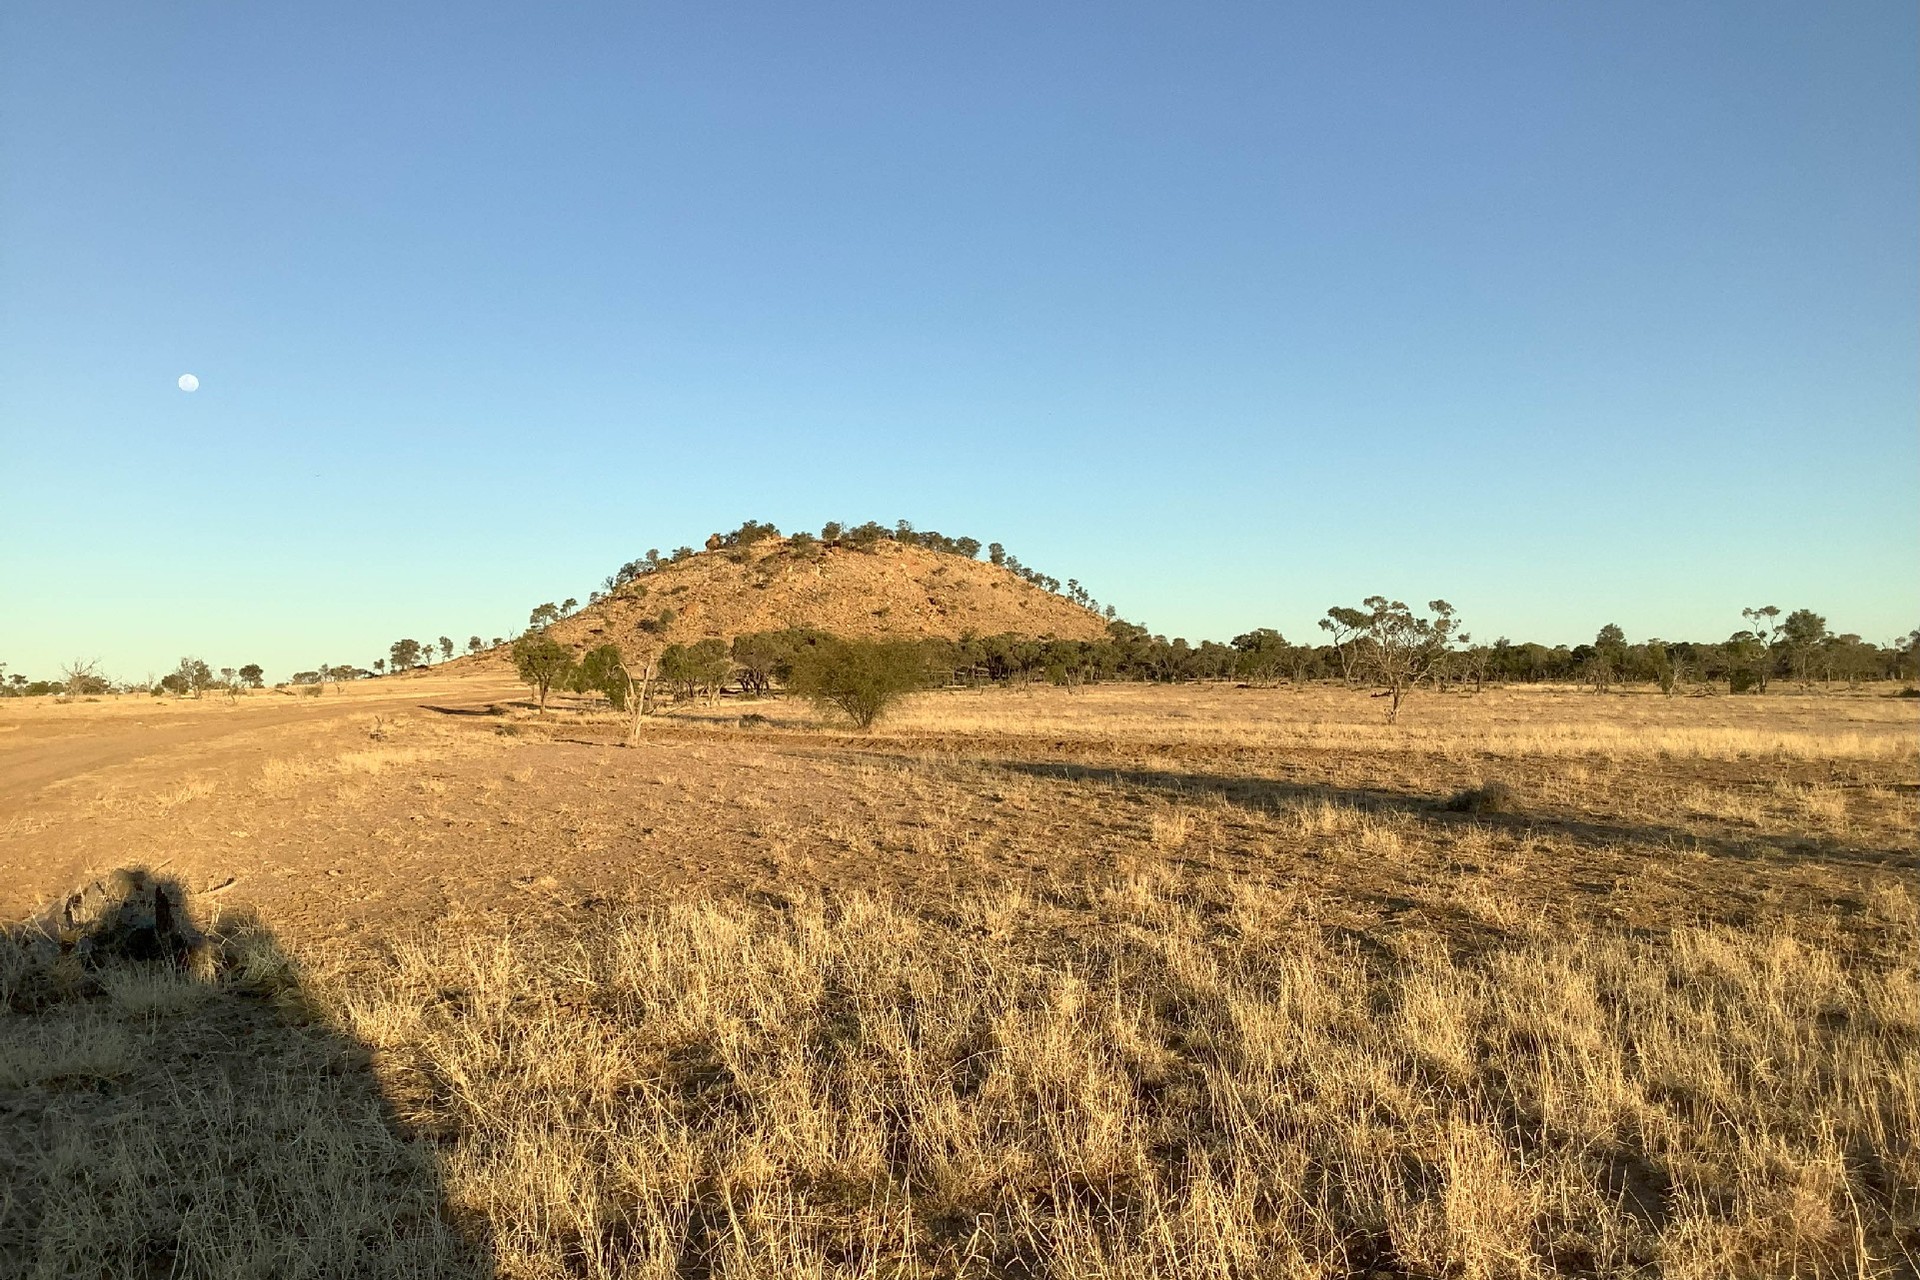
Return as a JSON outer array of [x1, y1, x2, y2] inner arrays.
[[511, 634, 575, 713], [787, 638, 925, 730]]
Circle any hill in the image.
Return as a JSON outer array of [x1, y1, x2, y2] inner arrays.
[[516, 536, 1109, 660]]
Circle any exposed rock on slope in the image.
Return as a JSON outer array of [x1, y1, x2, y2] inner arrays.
[[535, 538, 1107, 656]]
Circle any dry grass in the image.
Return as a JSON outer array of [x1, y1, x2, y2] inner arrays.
[[2, 679, 1916, 1276], [873, 684, 1920, 763], [5, 873, 1916, 1277]]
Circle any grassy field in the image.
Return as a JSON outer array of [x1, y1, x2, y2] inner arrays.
[[2, 679, 1915, 1276]]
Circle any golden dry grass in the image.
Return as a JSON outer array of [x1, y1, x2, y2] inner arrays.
[[5, 873, 1915, 1277], [870, 683, 1920, 763], [2, 679, 1916, 1276]]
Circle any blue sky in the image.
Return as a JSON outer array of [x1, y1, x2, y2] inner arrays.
[[3, 2, 1914, 682]]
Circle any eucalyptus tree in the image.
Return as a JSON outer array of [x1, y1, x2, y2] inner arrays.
[[511, 634, 575, 714], [1340, 597, 1465, 723]]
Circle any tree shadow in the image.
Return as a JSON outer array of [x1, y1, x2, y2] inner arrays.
[[984, 759, 1914, 873], [0, 869, 493, 1277]]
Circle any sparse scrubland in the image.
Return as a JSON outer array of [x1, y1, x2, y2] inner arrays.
[[2, 673, 1914, 1276]]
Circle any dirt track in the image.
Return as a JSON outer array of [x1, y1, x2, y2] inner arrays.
[[0, 674, 524, 916], [0, 681, 512, 808]]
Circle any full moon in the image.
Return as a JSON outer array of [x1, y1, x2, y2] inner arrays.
[[177, 373, 199, 392]]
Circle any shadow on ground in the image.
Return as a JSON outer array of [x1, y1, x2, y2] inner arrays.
[[0, 869, 491, 1278], [983, 758, 1914, 873]]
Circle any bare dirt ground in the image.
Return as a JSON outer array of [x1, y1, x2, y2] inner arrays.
[[4, 676, 1913, 955], [3, 677, 1916, 1276]]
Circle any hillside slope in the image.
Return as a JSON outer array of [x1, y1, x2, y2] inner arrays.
[[529, 538, 1108, 658]]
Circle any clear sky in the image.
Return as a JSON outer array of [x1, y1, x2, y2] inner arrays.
[[3, 2, 1915, 683]]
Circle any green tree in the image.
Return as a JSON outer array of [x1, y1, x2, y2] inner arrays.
[[528, 602, 561, 630], [845, 521, 887, 550], [171, 656, 214, 696], [1740, 605, 1783, 691], [1588, 623, 1627, 691], [390, 638, 422, 671], [1317, 606, 1370, 687], [237, 663, 264, 688], [1722, 631, 1767, 694], [660, 639, 730, 703], [731, 631, 797, 696], [467, 636, 483, 656], [573, 644, 631, 708], [1644, 641, 1682, 696], [1230, 629, 1290, 684], [1826, 634, 1879, 687], [512, 634, 575, 714], [438, 635, 454, 663], [787, 638, 925, 730], [1780, 609, 1828, 686], [1346, 597, 1465, 723]]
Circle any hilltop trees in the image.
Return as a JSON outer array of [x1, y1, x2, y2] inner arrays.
[[512, 634, 574, 714], [389, 638, 423, 672]]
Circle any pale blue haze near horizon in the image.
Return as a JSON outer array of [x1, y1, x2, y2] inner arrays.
[[3, 2, 1915, 682]]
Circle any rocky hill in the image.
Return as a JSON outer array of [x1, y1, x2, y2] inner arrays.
[[513, 537, 1108, 659]]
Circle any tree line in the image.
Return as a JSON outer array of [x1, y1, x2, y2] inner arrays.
[[497, 596, 1919, 735]]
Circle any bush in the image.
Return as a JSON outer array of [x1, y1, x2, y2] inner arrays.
[[1440, 781, 1518, 815], [572, 644, 631, 710], [511, 634, 575, 713], [660, 639, 730, 702], [787, 638, 925, 730]]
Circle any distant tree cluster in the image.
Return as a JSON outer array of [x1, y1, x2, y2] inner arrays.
[[288, 663, 370, 686], [713, 604, 1918, 716]]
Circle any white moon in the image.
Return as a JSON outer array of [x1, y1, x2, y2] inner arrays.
[[178, 373, 199, 392]]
